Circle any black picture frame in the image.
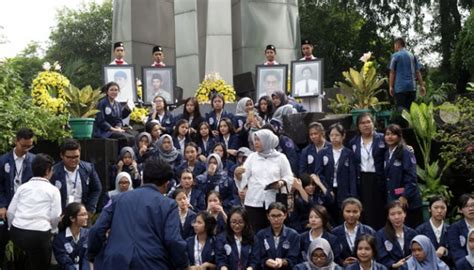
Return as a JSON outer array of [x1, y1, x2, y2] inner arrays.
[[255, 64, 288, 99], [142, 66, 176, 105], [103, 65, 137, 103], [290, 59, 324, 98]]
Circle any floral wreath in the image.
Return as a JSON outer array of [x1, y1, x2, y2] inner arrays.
[[195, 72, 236, 103], [31, 62, 69, 114]]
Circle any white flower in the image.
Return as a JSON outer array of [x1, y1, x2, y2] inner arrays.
[[359, 52, 373, 63], [136, 79, 142, 86], [53, 61, 61, 71], [42, 62, 51, 71]]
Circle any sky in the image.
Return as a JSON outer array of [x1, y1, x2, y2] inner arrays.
[[0, 0, 101, 59]]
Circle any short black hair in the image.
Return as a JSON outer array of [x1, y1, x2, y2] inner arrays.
[[16, 128, 34, 141], [60, 138, 81, 155], [196, 211, 217, 237], [428, 195, 448, 208], [355, 234, 378, 259], [394, 37, 406, 47], [32, 153, 54, 177], [267, 202, 287, 214], [142, 157, 174, 186], [328, 122, 345, 137], [458, 193, 474, 209]]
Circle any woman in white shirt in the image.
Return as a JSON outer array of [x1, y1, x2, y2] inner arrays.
[[8, 153, 61, 270], [235, 129, 293, 233]]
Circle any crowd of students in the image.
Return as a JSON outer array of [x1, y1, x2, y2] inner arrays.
[[1, 84, 474, 269]]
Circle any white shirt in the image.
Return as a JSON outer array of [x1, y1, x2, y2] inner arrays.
[[388, 145, 398, 161], [429, 218, 444, 243], [332, 148, 342, 188], [299, 55, 317, 61], [194, 236, 203, 265], [234, 235, 242, 258], [8, 177, 62, 232], [397, 232, 404, 250], [109, 59, 128, 65], [344, 223, 359, 252], [242, 152, 293, 208], [65, 167, 82, 204], [263, 60, 279, 65], [12, 149, 25, 192], [294, 79, 319, 96], [178, 137, 186, 156], [65, 227, 81, 243], [360, 138, 376, 172]]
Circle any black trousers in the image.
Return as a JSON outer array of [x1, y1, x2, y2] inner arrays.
[[394, 91, 416, 111], [9, 226, 51, 270], [246, 206, 269, 233], [359, 172, 386, 230]]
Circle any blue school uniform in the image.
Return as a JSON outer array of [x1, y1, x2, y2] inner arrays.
[[205, 110, 235, 132], [196, 137, 217, 157], [166, 186, 206, 212], [298, 142, 330, 177], [233, 115, 250, 147], [215, 233, 258, 270], [180, 210, 197, 240], [110, 164, 142, 189], [415, 220, 449, 252], [455, 257, 474, 270], [290, 190, 334, 233], [294, 263, 343, 270], [94, 98, 131, 138], [51, 161, 102, 213], [447, 219, 470, 262], [255, 225, 300, 269], [196, 172, 238, 212], [384, 146, 422, 210], [375, 225, 417, 269], [277, 135, 299, 176], [186, 235, 216, 266], [349, 132, 386, 180], [218, 134, 241, 152], [172, 136, 191, 154], [174, 160, 206, 178], [299, 230, 342, 264], [315, 146, 357, 207], [346, 261, 387, 270], [0, 151, 35, 208], [146, 111, 175, 135], [53, 228, 90, 270], [332, 223, 376, 261]]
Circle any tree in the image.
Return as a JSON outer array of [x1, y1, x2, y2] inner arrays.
[[6, 42, 44, 93], [452, 8, 474, 91], [46, 0, 112, 89]]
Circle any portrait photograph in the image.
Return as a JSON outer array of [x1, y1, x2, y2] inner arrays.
[[255, 64, 288, 99], [291, 59, 324, 98], [142, 66, 175, 104], [103, 65, 137, 103]]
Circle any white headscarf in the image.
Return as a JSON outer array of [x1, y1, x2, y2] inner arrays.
[[108, 171, 133, 198], [253, 129, 279, 158], [466, 229, 474, 267], [304, 238, 338, 270], [236, 97, 252, 117]]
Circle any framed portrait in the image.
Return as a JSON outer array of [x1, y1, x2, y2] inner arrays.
[[103, 65, 137, 103], [255, 64, 288, 99], [142, 66, 176, 105], [291, 59, 324, 98]]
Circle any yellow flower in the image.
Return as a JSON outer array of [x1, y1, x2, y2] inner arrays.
[[31, 70, 69, 114], [194, 72, 236, 103]]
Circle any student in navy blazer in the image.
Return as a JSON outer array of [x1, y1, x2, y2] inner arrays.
[[217, 117, 241, 158], [52, 202, 90, 270], [375, 200, 417, 269], [346, 234, 387, 270], [174, 143, 206, 179], [205, 93, 235, 137], [315, 124, 357, 223], [300, 205, 342, 265], [94, 82, 133, 148], [146, 95, 175, 135], [51, 139, 102, 214], [350, 113, 387, 230], [448, 193, 474, 263], [0, 128, 35, 266], [210, 143, 235, 177], [215, 207, 258, 270], [172, 119, 192, 156], [255, 202, 300, 269], [415, 195, 452, 266], [298, 122, 330, 177], [167, 168, 206, 212], [173, 188, 197, 240], [455, 228, 474, 270], [383, 124, 422, 228], [332, 198, 375, 266], [186, 211, 216, 268], [195, 121, 217, 158], [175, 97, 205, 141]]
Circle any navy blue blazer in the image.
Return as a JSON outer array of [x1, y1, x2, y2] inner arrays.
[[94, 97, 131, 138], [51, 161, 102, 213], [255, 225, 300, 269], [174, 160, 206, 179], [204, 110, 235, 131], [196, 172, 238, 212], [180, 210, 196, 240], [346, 261, 387, 270], [315, 146, 357, 207], [298, 142, 330, 177], [455, 257, 473, 270], [349, 132, 387, 179], [447, 219, 469, 262], [290, 190, 334, 233], [174, 113, 205, 132], [166, 185, 206, 212], [186, 235, 216, 266], [215, 233, 258, 270], [332, 223, 376, 260], [299, 230, 342, 265], [277, 135, 299, 176], [196, 137, 217, 157], [217, 134, 241, 152], [146, 111, 175, 135], [53, 228, 90, 270], [172, 136, 192, 153], [375, 225, 417, 269], [384, 146, 422, 209], [415, 221, 449, 251], [0, 151, 35, 208], [88, 184, 189, 269]]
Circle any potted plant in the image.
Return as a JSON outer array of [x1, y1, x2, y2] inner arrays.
[[63, 85, 105, 139], [334, 52, 389, 126], [402, 102, 454, 220]]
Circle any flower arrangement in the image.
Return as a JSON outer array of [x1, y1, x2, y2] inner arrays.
[[136, 79, 143, 100], [195, 72, 236, 103], [130, 106, 149, 124], [31, 61, 69, 114]]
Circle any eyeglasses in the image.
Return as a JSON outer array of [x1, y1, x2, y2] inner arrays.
[[463, 204, 474, 209]]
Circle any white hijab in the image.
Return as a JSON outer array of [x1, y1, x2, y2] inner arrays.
[[253, 129, 279, 158]]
